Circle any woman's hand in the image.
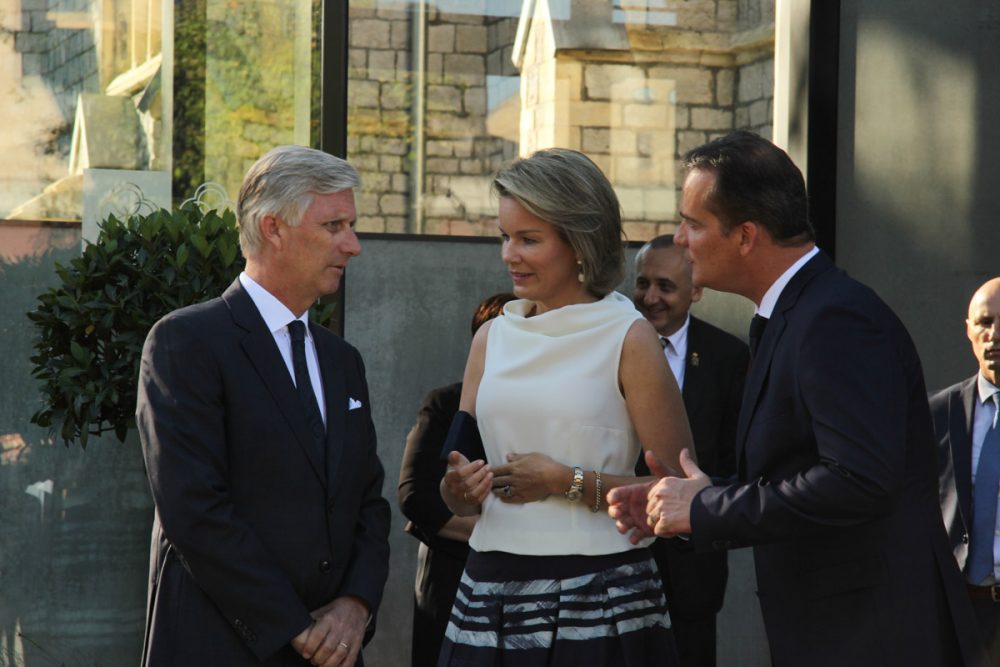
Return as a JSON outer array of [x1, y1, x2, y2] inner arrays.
[[441, 451, 493, 515], [490, 452, 566, 504]]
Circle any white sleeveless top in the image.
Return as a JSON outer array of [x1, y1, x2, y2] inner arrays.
[[469, 291, 652, 555]]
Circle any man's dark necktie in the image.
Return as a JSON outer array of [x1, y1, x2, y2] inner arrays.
[[969, 393, 1000, 583], [288, 320, 326, 459], [748, 314, 768, 357]]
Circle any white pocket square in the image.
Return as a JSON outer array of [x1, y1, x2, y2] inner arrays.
[[348, 397, 363, 411]]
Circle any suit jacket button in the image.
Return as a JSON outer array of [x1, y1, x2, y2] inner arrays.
[[319, 559, 331, 572], [962, 533, 970, 544]]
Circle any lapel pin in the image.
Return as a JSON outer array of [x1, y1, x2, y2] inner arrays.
[[691, 352, 700, 367]]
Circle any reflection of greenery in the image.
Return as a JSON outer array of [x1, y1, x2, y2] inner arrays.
[[172, 0, 322, 203], [204, 1, 309, 195], [173, 0, 207, 200]]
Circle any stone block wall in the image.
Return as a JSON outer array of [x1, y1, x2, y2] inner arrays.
[[13, 0, 99, 124], [348, 2, 518, 236], [349, 0, 775, 240], [348, 2, 413, 235], [735, 54, 774, 139]]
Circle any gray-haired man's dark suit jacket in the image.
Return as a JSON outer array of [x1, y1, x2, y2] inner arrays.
[[137, 279, 390, 665]]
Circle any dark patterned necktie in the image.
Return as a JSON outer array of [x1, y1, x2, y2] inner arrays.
[[287, 320, 326, 459], [748, 314, 768, 357]]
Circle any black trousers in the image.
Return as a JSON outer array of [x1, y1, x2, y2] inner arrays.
[[968, 593, 1000, 666]]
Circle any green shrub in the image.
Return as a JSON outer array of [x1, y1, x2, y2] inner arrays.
[[28, 204, 338, 448]]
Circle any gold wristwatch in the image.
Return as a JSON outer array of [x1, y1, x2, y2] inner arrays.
[[565, 466, 584, 502]]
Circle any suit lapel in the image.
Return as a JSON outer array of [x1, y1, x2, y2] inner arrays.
[[954, 376, 978, 521], [314, 324, 347, 490], [735, 252, 833, 476], [223, 280, 328, 486]]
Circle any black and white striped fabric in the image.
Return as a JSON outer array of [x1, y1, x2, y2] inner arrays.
[[437, 549, 678, 666]]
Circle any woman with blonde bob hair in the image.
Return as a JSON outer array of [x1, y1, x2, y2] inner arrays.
[[439, 148, 692, 666]]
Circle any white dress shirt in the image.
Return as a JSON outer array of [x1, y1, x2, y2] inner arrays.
[[971, 372, 1000, 580], [239, 272, 326, 425], [661, 314, 691, 391], [756, 246, 820, 317]]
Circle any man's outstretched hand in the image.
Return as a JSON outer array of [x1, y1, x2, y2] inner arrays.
[[608, 449, 710, 541]]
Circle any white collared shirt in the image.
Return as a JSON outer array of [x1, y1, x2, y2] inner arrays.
[[755, 246, 820, 317], [971, 372, 1000, 581], [661, 314, 691, 391], [239, 272, 326, 425]]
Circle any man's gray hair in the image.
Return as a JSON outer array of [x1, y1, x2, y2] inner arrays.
[[237, 145, 360, 258]]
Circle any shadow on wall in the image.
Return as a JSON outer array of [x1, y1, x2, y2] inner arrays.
[[836, 0, 1000, 390]]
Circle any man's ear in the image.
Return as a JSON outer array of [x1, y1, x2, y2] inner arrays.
[[736, 221, 760, 257], [690, 285, 704, 303], [260, 214, 283, 250]]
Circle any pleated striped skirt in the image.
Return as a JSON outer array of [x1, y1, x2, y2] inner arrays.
[[437, 548, 678, 666]]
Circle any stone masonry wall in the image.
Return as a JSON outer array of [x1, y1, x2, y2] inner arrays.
[[14, 0, 99, 132], [348, 2, 518, 236], [348, 0, 775, 240]]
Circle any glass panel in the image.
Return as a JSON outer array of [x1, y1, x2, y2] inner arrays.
[[348, 0, 775, 241], [0, 2, 320, 663], [0, 0, 169, 226], [0, 0, 320, 227], [200, 0, 320, 202]]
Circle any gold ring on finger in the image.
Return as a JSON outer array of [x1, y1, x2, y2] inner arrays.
[[338, 641, 349, 650], [647, 513, 657, 528]]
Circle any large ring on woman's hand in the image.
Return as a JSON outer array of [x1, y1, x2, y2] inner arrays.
[[338, 641, 349, 651], [503, 484, 512, 497], [463, 491, 469, 502]]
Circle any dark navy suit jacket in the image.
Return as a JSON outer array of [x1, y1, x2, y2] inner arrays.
[[137, 279, 390, 665], [929, 375, 978, 575], [689, 252, 980, 665]]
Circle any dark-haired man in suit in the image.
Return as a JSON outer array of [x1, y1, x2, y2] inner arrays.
[[610, 131, 981, 665], [931, 277, 1000, 665], [137, 145, 390, 667], [632, 235, 747, 667]]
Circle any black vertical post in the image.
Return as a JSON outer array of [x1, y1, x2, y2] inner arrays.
[[321, 0, 350, 335], [321, 0, 349, 159], [807, 0, 840, 260]]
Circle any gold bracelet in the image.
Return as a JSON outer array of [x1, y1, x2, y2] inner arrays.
[[591, 471, 603, 513]]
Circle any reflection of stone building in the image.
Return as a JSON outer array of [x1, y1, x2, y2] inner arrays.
[[5, 0, 164, 220], [3, 0, 314, 223], [349, 0, 774, 239], [349, 2, 520, 236]]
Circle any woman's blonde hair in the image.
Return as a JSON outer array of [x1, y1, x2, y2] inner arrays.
[[492, 148, 625, 297]]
